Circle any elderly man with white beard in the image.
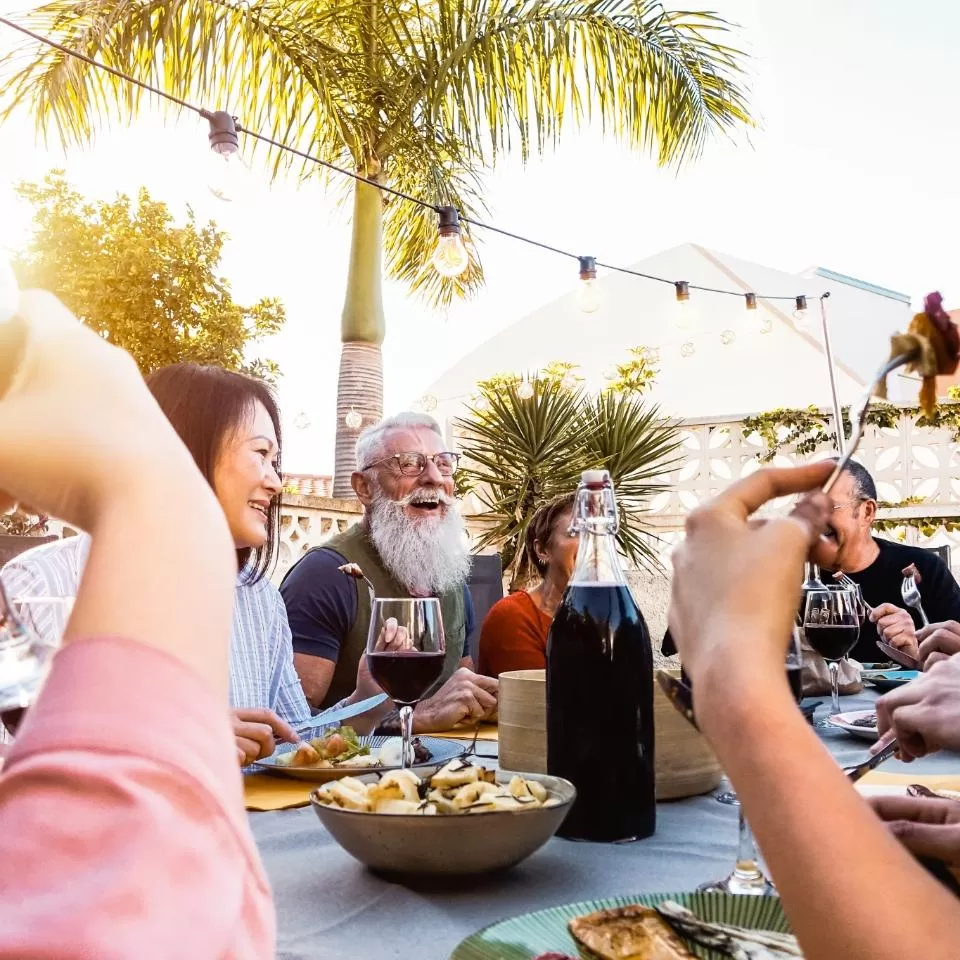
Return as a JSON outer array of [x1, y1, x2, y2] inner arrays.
[[280, 413, 498, 734]]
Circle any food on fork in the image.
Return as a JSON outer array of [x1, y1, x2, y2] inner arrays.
[[877, 291, 960, 417], [338, 562, 365, 580], [568, 904, 695, 959], [314, 759, 559, 815], [902, 563, 922, 584]]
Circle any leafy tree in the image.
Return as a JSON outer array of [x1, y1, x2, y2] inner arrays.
[[456, 375, 680, 587], [0, 0, 753, 495], [13, 171, 284, 378]]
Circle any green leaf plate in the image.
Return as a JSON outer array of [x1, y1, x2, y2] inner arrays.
[[449, 891, 791, 959]]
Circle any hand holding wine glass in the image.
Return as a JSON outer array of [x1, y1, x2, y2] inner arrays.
[[365, 598, 445, 769]]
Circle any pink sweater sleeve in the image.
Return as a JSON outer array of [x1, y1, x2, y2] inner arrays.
[[0, 636, 274, 960]]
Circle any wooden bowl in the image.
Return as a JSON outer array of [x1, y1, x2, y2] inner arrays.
[[654, 669, 722, 800], [498, 669, 547, 774], [498, 667, 721, 800]]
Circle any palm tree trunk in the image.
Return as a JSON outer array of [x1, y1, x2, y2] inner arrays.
[[333, 175, 386, 498]]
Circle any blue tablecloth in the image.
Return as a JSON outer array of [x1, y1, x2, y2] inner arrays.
[[250, 692, 960, 960]]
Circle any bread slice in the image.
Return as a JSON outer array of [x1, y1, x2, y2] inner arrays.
[[568, 905, 695, 960]]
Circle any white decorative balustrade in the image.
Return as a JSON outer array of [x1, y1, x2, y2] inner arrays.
[[273, 404, 960, 584]]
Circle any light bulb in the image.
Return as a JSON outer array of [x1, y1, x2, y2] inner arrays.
[[474, 395, 490, 412], [576, 256, 600, 313], [420, 394, 438, 412], [720, 329, 736, 346], [205, 111, 248, 203], [646, 347, 661, 364], [293, 412, 311, 430], [344, 408, 363, 430], [759, 316, 773, 335], [560, 372, 578, 390], [680, 341, 695, 358], [793, 295, 809, 325], [0, 254, 18, 324], [745, 292, 758, 310], [517, 379, 535, 400], [576, 277, 602, 313], [431, 206, 470, 278], [601, 365, 619, 381]]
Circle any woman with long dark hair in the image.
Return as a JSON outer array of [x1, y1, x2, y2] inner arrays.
[[2, 362, 310, 764]]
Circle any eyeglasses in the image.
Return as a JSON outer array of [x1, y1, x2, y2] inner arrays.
[[831, 497, 869, 512], [362, 452, 460, 477]]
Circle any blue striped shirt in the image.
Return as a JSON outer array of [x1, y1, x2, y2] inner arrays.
[[1, 534, 311, 726]]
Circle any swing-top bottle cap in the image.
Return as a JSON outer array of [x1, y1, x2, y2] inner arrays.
[[580, 469, 610, 488]]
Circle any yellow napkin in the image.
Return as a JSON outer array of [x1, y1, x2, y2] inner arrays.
[[430, 722, 498, 742], [244, 773, 315, 812], [860, 771, 960, 792]]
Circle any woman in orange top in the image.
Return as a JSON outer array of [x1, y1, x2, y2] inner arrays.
[[479, 493, 578, 677]]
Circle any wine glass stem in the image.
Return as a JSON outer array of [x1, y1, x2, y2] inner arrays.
[[399, 703, 414, 770], [828, 660, 841, 715], [733, 804, 764, 882]]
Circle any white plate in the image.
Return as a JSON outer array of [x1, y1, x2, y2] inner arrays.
[[827, 709, 879, 741]]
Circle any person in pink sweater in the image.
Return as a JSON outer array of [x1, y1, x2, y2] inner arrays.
[[0, 291, 273, 958]]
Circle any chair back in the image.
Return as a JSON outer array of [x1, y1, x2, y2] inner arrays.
[[923, 543, 952, 572], [0, 535, 57, 569], [465, 554, 504, 664]]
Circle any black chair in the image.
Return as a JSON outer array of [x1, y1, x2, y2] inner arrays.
[[923, 543, 952, 571], [465, 554, 504, 665]]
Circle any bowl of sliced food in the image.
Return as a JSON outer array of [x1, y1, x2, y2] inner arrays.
[[310, 757, 575, 875]]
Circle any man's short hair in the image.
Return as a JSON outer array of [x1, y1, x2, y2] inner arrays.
[[355, 412, 444, 472], [827, 457, 878, 502]]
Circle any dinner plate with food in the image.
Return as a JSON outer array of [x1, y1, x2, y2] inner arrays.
[[860, 669, 919, 693], [826, 710, 879, 742], [311, 758, 576, 875], [449, 891, 797, 959], [253, 725, 466, 782]]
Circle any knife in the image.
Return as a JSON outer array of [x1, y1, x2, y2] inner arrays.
[[293, 693, 389, 735], [875, 639, 921, 671], [843, 738, 898, 784], [656, 670, 699, 732]]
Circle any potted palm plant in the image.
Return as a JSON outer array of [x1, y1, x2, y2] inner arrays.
[[0, 508, 56, 567]]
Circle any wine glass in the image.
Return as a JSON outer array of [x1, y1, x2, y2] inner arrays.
[[803, 585, 860, 719], [0, 590, 73, 736], [365, 598, 445, 769], [702, 628, 804, 895]]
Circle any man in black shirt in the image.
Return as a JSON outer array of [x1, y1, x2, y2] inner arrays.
[[820, 460, 960, 663]]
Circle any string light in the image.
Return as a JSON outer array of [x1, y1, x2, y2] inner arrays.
[[431, 207, 470, 278], [576, 256, 601, 313], [205, 111, 248, 202], [474, 395, 490, 412], [720, 330, 736, 345], [517, 378, 535, 400], [647, 347, 661, 364], [680, 342, 696, 358], [794, 295, 808, 321], [344, 408, 363, 429], [745, 292, 757, 310], [0, 17, 824, 312], [561, 371, 578, 390], [760, 316, 773, 335], [420, 394, 438, 412], [293, 411, 311, 430]]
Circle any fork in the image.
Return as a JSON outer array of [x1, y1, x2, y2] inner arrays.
[[901, 572, 930, 627], [832, 571, 873, 616], [822, 350, 919, 494]]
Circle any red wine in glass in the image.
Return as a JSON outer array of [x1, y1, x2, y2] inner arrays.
[[804, 623, 859, 662], [786, 664, 804, 704], [0, 706, 25, 736], [366, 651, 445, 705]]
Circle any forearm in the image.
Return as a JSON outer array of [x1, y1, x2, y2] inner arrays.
[[696, 653, 960, 959], [67, 478, 235, 701]]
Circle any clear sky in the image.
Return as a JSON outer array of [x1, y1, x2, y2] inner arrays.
[[1, 0, 957, 473]]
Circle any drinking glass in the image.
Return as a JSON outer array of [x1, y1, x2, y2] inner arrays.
[[702, 628, 804, 895], [365, 598, 445, 769], [802, 585, 860, 718], [0, 590, 74, 736]]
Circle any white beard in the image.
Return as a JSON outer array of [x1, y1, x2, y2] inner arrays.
[[367, 487, 471, 596]]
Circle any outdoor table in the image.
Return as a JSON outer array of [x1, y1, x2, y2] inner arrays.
[[250, 691, 960, 960]]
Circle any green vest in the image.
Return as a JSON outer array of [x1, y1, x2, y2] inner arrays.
[[301, 524, 466, 710]]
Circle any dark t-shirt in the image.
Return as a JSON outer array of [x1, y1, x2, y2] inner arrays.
[[280, 546, 476, 664], [844, 538, 960, 663], [660, 537, 960, 664]]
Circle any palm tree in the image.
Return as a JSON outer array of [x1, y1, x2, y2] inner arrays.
[[0, 0, 752, 496], [456, 373, 681, 588]]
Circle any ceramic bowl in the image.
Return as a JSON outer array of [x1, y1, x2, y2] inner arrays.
[[310, 767, 575, 875]]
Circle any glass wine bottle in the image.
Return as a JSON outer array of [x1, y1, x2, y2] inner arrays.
[[546, 469, 655, 842]]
